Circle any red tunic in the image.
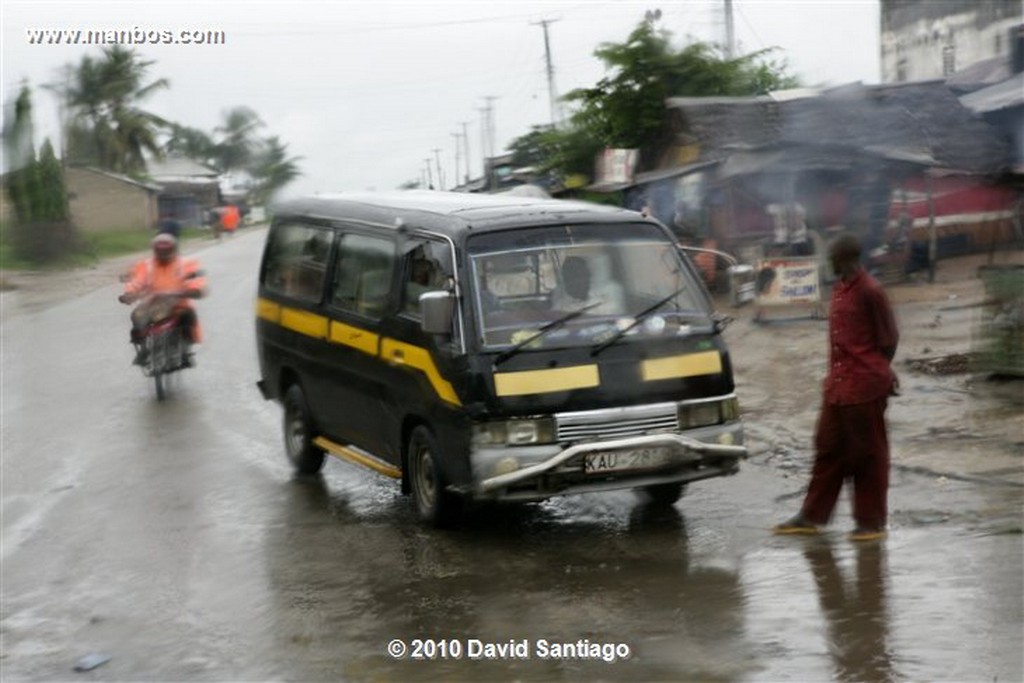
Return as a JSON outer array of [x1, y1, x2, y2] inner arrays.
[[823, 268, 899, 405], [800, 267, 899, 530]]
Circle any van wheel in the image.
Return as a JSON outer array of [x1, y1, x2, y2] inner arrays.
[[407, 426, 462, 527], [283, 384, 325, 475], [637, 482, 687, 507]]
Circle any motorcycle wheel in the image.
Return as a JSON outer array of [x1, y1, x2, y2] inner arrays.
[[149, 333, 167, 401]]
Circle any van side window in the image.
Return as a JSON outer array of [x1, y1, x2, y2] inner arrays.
[[331, 233, 395, 318], [262, 223, 333, 303], [402, 239, 452, 316]]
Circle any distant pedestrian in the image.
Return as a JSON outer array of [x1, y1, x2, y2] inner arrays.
[[774, 233, 899, 542], [221, 204, 240, 235], [157, 210, 182, 239]]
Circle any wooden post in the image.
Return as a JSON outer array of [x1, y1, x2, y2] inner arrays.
[[927, 173, 937, 283]]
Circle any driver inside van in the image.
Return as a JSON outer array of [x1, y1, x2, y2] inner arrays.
[[404, 247, 449, 314], [551, 255, 625, 315]]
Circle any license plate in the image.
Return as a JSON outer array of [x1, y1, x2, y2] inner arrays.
[[583, 447, 674, 474]]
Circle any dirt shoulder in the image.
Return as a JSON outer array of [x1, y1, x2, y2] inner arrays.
[[0, 231, 251, 320]]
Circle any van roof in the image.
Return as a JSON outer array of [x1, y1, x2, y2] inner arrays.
[[271, 190, 648, 237]]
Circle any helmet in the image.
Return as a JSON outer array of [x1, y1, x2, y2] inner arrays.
[[152, 233, 178, 263]]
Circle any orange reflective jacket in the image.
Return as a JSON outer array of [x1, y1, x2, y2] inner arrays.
[[123, 256, 207, 340]]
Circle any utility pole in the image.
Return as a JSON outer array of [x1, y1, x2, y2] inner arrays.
[[482, 96, 498, 191], [450, 132, 461, 190], [724, 0, 736, 59], [478, 106, 490, 189], [432, 147, 444, 191], [460, 121, 471, 183], [424, 158, 433, 189], [532, 18, 562, 127]]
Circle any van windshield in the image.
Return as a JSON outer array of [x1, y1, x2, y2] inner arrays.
[[468, 223, 711, 351]]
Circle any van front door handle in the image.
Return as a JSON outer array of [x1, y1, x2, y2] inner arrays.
[[389, 349, 405, 365]]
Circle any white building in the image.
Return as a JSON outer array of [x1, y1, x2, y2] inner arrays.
[[880, 0, 1022, 83]]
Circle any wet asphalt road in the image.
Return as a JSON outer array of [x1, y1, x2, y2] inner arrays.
[[2, 229, 1021, 682]]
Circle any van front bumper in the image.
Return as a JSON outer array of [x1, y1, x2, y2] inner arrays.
[[469, 424, 747, 503]]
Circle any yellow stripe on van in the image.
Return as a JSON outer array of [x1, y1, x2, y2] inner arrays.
[[493, 365, 600, 397], [380, 338, 462, 406], [329, 320, 379, 356], [256, 297, 281, 323], [642, 351, 722, 382], [314, 437, 402, 479], [279, 307, 329, 339]]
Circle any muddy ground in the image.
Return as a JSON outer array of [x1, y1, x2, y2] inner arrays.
[[719, 249, 1024, 490]]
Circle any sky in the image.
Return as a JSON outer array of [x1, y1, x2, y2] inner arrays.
[[1, 0, 882, 198]]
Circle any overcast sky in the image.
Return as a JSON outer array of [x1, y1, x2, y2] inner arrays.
[[2, 0, 881, 197]]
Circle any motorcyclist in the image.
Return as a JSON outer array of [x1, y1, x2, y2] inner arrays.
[[118, 233, 207, 366]]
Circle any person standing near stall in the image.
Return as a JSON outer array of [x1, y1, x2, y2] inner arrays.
[[774, 233, 899, 541]]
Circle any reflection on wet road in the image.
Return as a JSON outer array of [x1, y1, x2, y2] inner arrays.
[[260, 473, 746, 681], [803, 542, 894, 683]]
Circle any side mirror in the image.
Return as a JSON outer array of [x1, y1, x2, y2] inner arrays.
[[420, 290, 453, 335], [712, 312, 733, 333]]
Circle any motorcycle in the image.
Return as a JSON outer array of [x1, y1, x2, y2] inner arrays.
[[126, 292, 195, 400]]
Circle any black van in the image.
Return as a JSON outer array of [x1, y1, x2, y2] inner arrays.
[[256, 191, 747, 525]]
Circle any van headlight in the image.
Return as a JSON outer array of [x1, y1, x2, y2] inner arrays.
[[472, 417, 556, 446], [678, 397, 740, 429]]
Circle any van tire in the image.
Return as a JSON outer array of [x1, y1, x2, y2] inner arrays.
[[283, 384, 325, 475], [407, 426, 462, 527], [637, 482, 686, 507]]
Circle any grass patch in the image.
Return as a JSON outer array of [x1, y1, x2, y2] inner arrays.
[[0, 224, 209, 271]]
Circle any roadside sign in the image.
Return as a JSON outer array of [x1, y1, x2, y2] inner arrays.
[[754, 256, 823, 320]]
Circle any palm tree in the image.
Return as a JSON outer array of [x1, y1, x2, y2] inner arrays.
[[249, 136, 302, 204], [163, 123, 217, 167], [212, 106, 264, 174], [57, 46, 169, 174]]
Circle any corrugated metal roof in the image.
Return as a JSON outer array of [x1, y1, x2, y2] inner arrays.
[[146, 155, 219, 179], [668, 80, 1010, 173], [960, 73, 1024, 113]]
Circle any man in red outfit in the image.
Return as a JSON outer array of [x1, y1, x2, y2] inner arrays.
[[774, 233, 899, 541]]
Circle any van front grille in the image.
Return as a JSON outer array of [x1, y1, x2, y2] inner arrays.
[[555, 402, 679, 442]]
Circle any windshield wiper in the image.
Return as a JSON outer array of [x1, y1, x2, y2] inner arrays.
[[590, 285, 694, 357], [493, 301, 604, 366]]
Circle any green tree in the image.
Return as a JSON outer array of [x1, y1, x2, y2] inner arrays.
[[3, 85, 80, 263], [510, 16, 798, 181], [58, 46, 169, 174], [509, 125, 603, 181], [163, 123, 217, 167], [212, 106, 264, 173], [248, 136, 302, 204]]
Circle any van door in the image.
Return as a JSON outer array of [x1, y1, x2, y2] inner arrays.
[[319, 229, 397, 457], [384, 234, 461, 416], [258, 220, 335, 425]]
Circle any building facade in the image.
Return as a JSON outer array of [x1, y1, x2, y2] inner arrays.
[[65, 167, 160, 233], [880, 0, 1022, 83]]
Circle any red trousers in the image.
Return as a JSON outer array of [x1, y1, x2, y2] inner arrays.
[[801, 397, 890, 530]]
